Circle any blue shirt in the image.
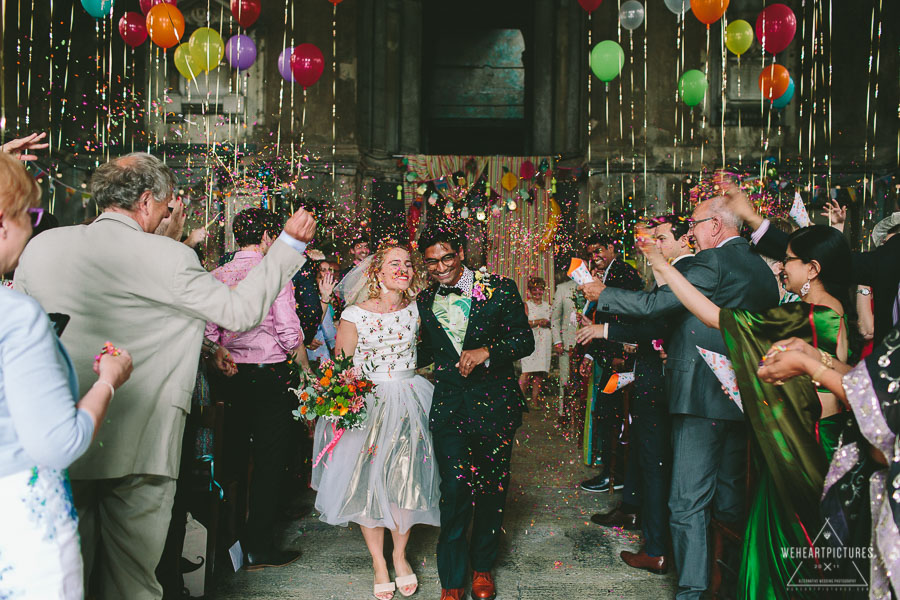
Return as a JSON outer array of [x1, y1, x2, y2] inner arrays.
[[0, 287, 93, 476]]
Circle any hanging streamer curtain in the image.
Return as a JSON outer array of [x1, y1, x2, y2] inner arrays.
[[401, 154, 556, 298]]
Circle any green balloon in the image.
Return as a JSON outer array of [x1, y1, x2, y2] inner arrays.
[[678, 69, 708, 107], [590, 41, 625, 83], [189, 27, 225, 73]]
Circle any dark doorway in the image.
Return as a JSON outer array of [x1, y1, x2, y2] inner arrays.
[[423, 1, 532, 155]]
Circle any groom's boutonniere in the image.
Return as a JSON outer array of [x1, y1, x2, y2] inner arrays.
[[472, 267, 496, 301]]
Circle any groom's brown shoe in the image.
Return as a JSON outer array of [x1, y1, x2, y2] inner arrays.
[[440, 588, 465, 600], [471, 571, 496, 600], [620, 549, 668, 574]]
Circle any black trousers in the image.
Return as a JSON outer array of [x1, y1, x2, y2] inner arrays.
[[432, 424, 516, 589], [223, 361, 298, 554]]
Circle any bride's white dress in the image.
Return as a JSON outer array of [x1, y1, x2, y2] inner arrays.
[[310, 302, 440, 533]]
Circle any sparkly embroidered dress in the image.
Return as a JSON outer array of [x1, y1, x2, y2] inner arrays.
[[311, 302, 440, 533]]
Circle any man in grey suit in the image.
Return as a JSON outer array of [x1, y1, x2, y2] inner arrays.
[[15, 153, 317, 600], [580, 197, 778, 599]]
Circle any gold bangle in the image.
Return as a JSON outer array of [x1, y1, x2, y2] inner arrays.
[[811, 364, 828, 386], [819, 349, 834, 369]]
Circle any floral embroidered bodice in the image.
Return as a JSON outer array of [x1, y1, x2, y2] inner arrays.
[[341, 303, 418, 381]]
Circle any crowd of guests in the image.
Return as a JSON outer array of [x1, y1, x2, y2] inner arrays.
[[1, 130, 899, 600]]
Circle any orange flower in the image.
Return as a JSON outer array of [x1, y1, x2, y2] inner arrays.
[[300, 392, 309, 401], [300, 405, 308, 415], [320, 377, 331, 387], [348, 385, 357, 394], [325, 368, 333, 378], [316, 398, 324, 405], [339, 406, 349, 416]]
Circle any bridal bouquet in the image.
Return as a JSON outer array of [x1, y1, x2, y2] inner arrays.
[[290, 354, 375, 466]]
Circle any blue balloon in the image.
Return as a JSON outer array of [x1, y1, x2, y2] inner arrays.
[[771, 77, 795, 109], [80, 0, 113, 18]]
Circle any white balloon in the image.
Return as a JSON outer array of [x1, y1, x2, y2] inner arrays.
[[619, 0, 645, 31], [663, 0, 691, 16]]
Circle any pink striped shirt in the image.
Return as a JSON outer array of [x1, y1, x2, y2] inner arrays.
[[204, 250, 302, 364]]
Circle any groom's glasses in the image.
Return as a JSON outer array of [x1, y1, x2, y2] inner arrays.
[[423, 253, 459, 269]]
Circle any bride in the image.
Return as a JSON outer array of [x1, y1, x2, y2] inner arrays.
[[311, 240, 440, 600]]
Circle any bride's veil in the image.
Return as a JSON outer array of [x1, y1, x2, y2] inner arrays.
[[334, 255, 374, 307]]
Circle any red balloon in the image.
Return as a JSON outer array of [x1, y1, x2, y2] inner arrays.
[[328, 0, 344, 4], [291, 43, 325, 90], [755, 4, 797, 55], [230, 0, 261, 28], [578, 0, 603, 14], [139, 0, 176, 15], [118, 11, 148, 47]]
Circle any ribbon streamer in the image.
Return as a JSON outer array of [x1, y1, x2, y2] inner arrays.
[[313, 422, 345, 468]]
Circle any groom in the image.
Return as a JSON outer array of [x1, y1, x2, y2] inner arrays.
[[416, 224, 534, 600]]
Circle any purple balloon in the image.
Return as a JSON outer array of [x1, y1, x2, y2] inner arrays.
[[225, 34, 257, 71], [277, 46, 295, 82]]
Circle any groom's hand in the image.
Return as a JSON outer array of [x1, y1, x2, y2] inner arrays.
[[283, 208, 317, 242], [457, 347, 490, 378]]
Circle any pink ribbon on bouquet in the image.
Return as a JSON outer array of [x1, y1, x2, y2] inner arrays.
[[313, 422, 344, 468]]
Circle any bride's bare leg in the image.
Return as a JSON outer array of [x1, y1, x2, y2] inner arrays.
[[361, 526, 392, 599], [389, 528, 417, 595]]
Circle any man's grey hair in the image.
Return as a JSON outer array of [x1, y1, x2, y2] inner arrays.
[[91, 153, 175, 211], [705, 195, 743, 230]]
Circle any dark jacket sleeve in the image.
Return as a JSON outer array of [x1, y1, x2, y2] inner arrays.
[[607, 318, 664, 346], [293, 273, 323, 343], [416, 294, 435, 369], [754, 223, 790, 260], [851, 234, 900, 288], [487, 277, 535, 364]]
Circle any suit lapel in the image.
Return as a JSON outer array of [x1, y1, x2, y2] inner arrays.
[[462, 294, 485, 347], [421, 286, 460, 355]]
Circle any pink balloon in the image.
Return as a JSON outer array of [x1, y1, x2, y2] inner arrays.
[[290, 43, 325, 90], [140, 0, 176, 15], [118, 11, 148, 47], [578, 0, 603, 14], [755, 4, 796, 55]]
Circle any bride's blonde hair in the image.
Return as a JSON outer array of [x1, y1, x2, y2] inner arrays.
[[365, 239, 420, 300]]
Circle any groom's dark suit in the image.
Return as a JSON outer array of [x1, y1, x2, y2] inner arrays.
[[417, 270, 533, 589]]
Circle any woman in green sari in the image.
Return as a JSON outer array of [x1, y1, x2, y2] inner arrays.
[[638, 224, 855, 599]]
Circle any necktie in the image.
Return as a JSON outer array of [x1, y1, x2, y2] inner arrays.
[[437, 286, 464, 297]]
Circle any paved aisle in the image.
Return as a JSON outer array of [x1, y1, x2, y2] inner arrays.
[[214, 405, 677, 599]]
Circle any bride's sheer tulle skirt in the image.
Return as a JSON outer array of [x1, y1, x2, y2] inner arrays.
[[311, 373, 441, 534]]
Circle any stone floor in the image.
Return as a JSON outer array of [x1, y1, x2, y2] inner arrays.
[[212, 401, 678, 599]]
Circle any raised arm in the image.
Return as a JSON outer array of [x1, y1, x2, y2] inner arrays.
[[484, 277, 535, 364], [637, 237, 722, 329]]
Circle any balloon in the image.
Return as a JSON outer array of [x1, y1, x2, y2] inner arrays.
[[663, 0, 690, 15], [277, 47, 296, 82], [771, 77, 794, 109], [724, 19, 754, 56], [230, 0, 261, 29], [173, 43, 203, 80], [678, 69, 708, 107], [328, 0, 344, 4], [590, 40, 625, 83], [758, 64, 790, 100], [538, 199, 562, 251], [225, 35, 257, 71], [755, 4, 796, 55], [146, 4, 185, 49], [577, 0, 603, 14], [691, 0, 728, 27], [619, 0, 645, 31], [80, 0, 113, 18], [189, 27, 225, 73], [118, 12, 148, 48], [290, 43, 325, 89], [140, 0, 176, 15]]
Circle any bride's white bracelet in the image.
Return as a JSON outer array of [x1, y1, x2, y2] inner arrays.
[[92, 380, 115, 400]]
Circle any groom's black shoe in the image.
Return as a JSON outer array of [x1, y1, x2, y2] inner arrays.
[[580, 473, 624, 493], [244, 549, 300, 571], [591, 508, 639, 530]]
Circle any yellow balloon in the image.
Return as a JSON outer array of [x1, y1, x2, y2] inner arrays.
[[189, 27, 225, 73], [725, 19, 754, 56], [174, 43, 203, 80], [538, 199, 562, 251]]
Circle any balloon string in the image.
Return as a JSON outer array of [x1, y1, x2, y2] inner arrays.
[[720, 14, 726, 170], [642, 5, 647, 208], [616, 0, 624, 211], [275, 0, 289, 159], [587, 11, 592, 225], [290, 0, 296, 176], [332, 2, 338, 206], [699, 24, 709, 181]]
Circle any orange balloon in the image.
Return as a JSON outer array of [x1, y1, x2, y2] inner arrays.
[[146, 4, 184, 49], [691, 0, 729, 27], [758, 64, 790, 100]]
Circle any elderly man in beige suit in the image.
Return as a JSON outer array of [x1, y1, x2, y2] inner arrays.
[[550, 277, 581, 415], [14, 153, 317, 600]]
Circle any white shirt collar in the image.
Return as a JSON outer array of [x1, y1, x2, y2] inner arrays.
[[602, 258, 616, 283], [671, 253, 693, 265], [716, 236, 741, 248]]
